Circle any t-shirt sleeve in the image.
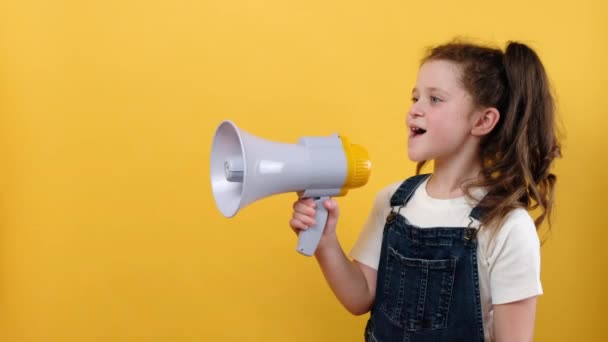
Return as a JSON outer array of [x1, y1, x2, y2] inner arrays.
[[488, 209, 543, 304], [349, 184, 397, 270]]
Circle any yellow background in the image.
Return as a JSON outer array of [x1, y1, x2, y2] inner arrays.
[[1, 0, 606, 341]]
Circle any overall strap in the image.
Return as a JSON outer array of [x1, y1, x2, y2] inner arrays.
[[469, 206, 485, 222], [464, 205, 486, 240], [389, 174, 431, 207]]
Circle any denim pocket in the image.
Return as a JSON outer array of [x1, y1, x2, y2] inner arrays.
[[380, 246, 457, 331]]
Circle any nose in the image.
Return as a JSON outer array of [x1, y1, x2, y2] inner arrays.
[[407, 100, 424, 119]]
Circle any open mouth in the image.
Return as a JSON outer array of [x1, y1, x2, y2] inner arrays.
[[410, 126, 427, 137]]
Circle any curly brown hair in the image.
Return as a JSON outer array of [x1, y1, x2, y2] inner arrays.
[[416, 40, 561, 236]]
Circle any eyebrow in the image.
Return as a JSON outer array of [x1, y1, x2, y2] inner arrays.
[[411, 87, 449, 95]]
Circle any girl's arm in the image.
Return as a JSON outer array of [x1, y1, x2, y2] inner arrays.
[[493, 296, 537, 342], [291, 198, 377, 315], [314, 236, 377, 315]]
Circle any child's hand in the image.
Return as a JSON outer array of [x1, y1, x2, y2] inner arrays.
[[289, 197, 340, 245]]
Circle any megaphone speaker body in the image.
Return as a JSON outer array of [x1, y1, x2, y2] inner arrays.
[[210, 120, 371, 256]]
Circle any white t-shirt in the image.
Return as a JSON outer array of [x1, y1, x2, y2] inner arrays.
[[350, 178, 542, 342]]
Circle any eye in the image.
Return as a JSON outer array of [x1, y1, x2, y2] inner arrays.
[[430, 96, 442, 103], [411, 96, 419, 103]]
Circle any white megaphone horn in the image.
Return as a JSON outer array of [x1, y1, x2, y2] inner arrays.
[[210, 120, 371, 256]]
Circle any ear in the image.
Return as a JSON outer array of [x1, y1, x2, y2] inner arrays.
[[471, 107, 500, 137]]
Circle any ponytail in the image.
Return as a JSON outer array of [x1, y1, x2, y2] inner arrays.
[[499, 42, 561, 228]]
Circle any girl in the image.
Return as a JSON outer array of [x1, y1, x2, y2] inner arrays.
[[289, 40, 560, 342]]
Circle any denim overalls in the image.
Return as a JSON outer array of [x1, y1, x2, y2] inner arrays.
[[365, 174, 485, 342]]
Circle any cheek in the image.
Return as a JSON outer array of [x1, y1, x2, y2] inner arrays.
[[429, 116, 453, 135], [429, 115, 469, 142]]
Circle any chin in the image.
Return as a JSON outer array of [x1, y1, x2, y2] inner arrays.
[[407, 151, 426, 162]]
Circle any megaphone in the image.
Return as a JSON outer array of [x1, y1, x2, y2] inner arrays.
[[210, 120, 371, 256]]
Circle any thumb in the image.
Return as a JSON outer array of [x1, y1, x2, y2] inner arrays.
[[323, 198, 340, 230]]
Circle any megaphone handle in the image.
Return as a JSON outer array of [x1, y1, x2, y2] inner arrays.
[[296, 196, 330, 256]]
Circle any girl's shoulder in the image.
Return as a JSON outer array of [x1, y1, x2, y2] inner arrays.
[[377, 174, 430, 198], [379, 180, 405, 196], [501, 208, 537, 236], [481, 208, 540, 258], [373, 179, 412, 207]]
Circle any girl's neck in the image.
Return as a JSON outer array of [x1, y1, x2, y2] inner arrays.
[[427, 154, 482, 200]]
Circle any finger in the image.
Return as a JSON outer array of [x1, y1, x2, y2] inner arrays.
[[324, 198, 340, 229], [293, 201, 317, 216], [293, 212, 316, 227], [289, 218, 308, 231], [323, 198, 337, 211]]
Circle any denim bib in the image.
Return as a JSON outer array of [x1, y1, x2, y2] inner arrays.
[[365, 174, 485, 342]]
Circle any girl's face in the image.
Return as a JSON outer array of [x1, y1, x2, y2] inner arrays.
[[406, 60, 479, 163]]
